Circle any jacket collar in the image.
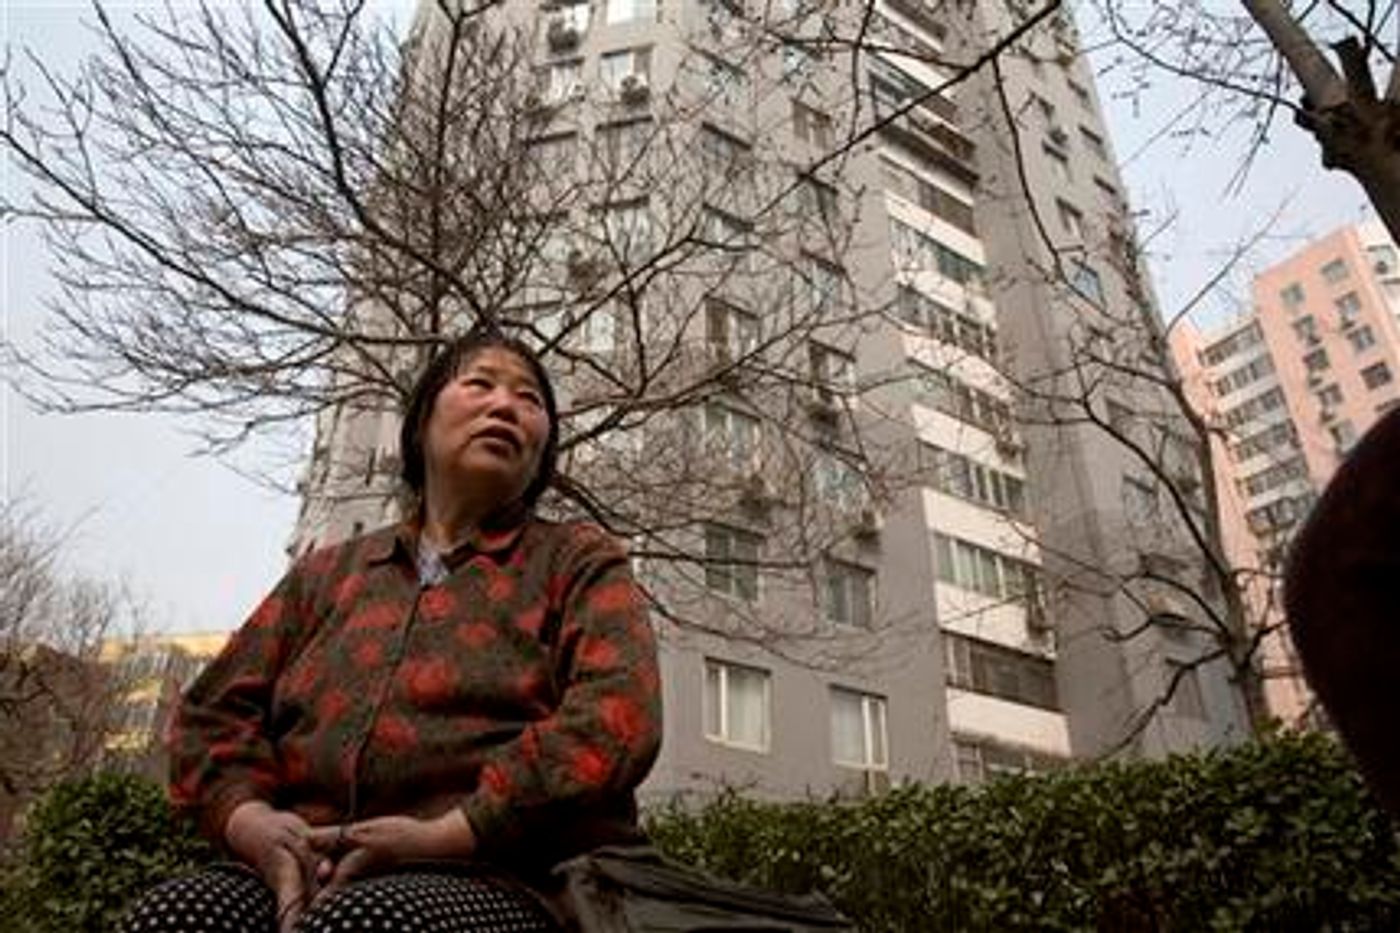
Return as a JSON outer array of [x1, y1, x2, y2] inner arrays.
[[368, 499, 530, 567]]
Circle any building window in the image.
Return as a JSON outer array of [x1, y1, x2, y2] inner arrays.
[[933, 533, 1036, 603], [895, 286, 999, 365], [922, 444, 1026, 517], [600, 47, 652, 90], [1237, 456, 1310, 498], [1320, 258, 1349, 284], [574, 305, 622, 354], [1328, 420, 1358, 452], [822, 559, 874, 628], [796, 175, 839, 224], [1362, 362, 1393, 390], [545, 59, 584, 102], [699, 123, 752, 183], [1231, 421, 1298, 462], [830, 687, 888, 769], [1301, 348, 1330, 373], [704, 524, 761, 601], [1317, 383, 1344, 407], [954, 735, 1059, 784], [781, 41, 820, 83], [792, 99, 834, 148], [596, 119, 651, 172], [890, 218, 984, 286], [1079, 125, 1106, 159], [1199, 322, 1263, 366], [699, 51, 748, 106], [601, 200, 654, 265], [913, 364, 1012, 436], [813, 450, 867, 512], [944, 632, 1058, 710], [1057, 199, 1085, 241], [1211, 354, 1275, 396], [704, 659, 770, 751], [706, 298, 758, 361], [1068, 261, 1104, 307], [704, 403, 760, 472], [606, 0, 657, 24], [1335, 291, 1362, 325], [1291, 315, 1318, 345], [1369, 243, 1397, 274], [799, 256, 844, 313], [1043, 144, 1072, 184], [879, 157, 976, 234], [1279, 282, 1306, 309], [1167, 660, 1206, 719], [1221, 386, 1285, 428], [1067, 79, 1091, 109], [1347, 324, 1376, 353], [810, 341, 855, 405], [701, 206, 753, 271]]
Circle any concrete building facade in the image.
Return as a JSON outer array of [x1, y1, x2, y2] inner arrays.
[[287, 0, 1247, 803], [1173, 220, 1400, 725]]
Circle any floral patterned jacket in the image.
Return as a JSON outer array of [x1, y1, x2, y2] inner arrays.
[[168, 515, 662, 872]]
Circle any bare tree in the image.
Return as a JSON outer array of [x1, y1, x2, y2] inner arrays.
[[1090, 0, 1400, 243], [1, 0, 974, 653], [0, 502, 138, 843]]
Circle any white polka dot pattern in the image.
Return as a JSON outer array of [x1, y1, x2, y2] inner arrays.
[[118, 865, 557, 931]]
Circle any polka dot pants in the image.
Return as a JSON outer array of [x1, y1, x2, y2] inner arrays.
[[118, 863, 559, 932]]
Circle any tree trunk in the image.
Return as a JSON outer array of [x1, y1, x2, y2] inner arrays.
[[1297, 95, 1400, 245], [1240, 0, 1400, 244]]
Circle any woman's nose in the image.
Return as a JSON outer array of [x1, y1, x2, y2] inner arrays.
[[484, 388, 522, 421]]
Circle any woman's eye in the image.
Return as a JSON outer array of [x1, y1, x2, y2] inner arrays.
[[517, 390, 543, 408], [461, 376, 492, 390]]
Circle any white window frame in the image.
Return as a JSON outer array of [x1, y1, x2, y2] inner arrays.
[[704, 523, 761, 601], [600, 47, 652, 90], [704, 659, 771, 752], [704, 402, 761, 472], [830, 686, 888, 770], [606, 0, 657, 24], [822, 559, 874, 628]]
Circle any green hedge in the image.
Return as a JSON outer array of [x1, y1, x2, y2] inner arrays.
[[646, 732, 1400, 931], [1, 771, 211, 932], [3, 735, 1396, 931]]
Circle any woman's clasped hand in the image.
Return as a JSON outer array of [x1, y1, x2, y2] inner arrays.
[[225, 801, 480, 930]]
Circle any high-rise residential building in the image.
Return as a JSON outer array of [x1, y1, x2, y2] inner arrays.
[[1172, 220, 1400, 725], [288, 0, 1248, 803]]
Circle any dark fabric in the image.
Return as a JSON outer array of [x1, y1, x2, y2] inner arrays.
[[118, 863, 559, 932], [1285, 407, 1400, 818], [550, 846, 854, 933], [167, 514, 662, 871]]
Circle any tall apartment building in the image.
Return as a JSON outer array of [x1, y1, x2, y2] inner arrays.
[[1173, 220, 1400, 724], [288, 0, 1248, 802]]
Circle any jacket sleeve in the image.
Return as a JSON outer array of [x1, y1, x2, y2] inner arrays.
[[460, 526, 662, 851], [167, 561, 316, 842]]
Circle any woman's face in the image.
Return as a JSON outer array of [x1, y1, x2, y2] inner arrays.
[[421, 346, 552, 506]]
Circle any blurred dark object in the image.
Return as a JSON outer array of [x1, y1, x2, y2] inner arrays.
[[1286, 407, 1400, 818]]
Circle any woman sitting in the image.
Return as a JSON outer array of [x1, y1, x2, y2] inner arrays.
[[121, 326, 662, 932]]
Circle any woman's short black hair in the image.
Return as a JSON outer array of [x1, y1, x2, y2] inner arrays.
[[398, 324, 559, 510]]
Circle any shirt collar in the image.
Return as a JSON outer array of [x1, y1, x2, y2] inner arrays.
[[368, 499, 531, 567]]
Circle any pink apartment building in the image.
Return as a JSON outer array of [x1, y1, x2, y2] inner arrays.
[[1173, 220, 1400, 726]]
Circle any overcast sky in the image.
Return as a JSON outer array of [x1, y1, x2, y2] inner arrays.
[[1, 1, 1375, 635]]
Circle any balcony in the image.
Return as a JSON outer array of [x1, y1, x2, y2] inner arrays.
[[880, 107, 977, 185]]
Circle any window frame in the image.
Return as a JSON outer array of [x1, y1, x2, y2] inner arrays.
[[703, 658, 772, 752]]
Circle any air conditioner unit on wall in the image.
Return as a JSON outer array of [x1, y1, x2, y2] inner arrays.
[[618, 72, 650, 104], [547, 15, 581, 50], [850, 507, 882, 540]]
